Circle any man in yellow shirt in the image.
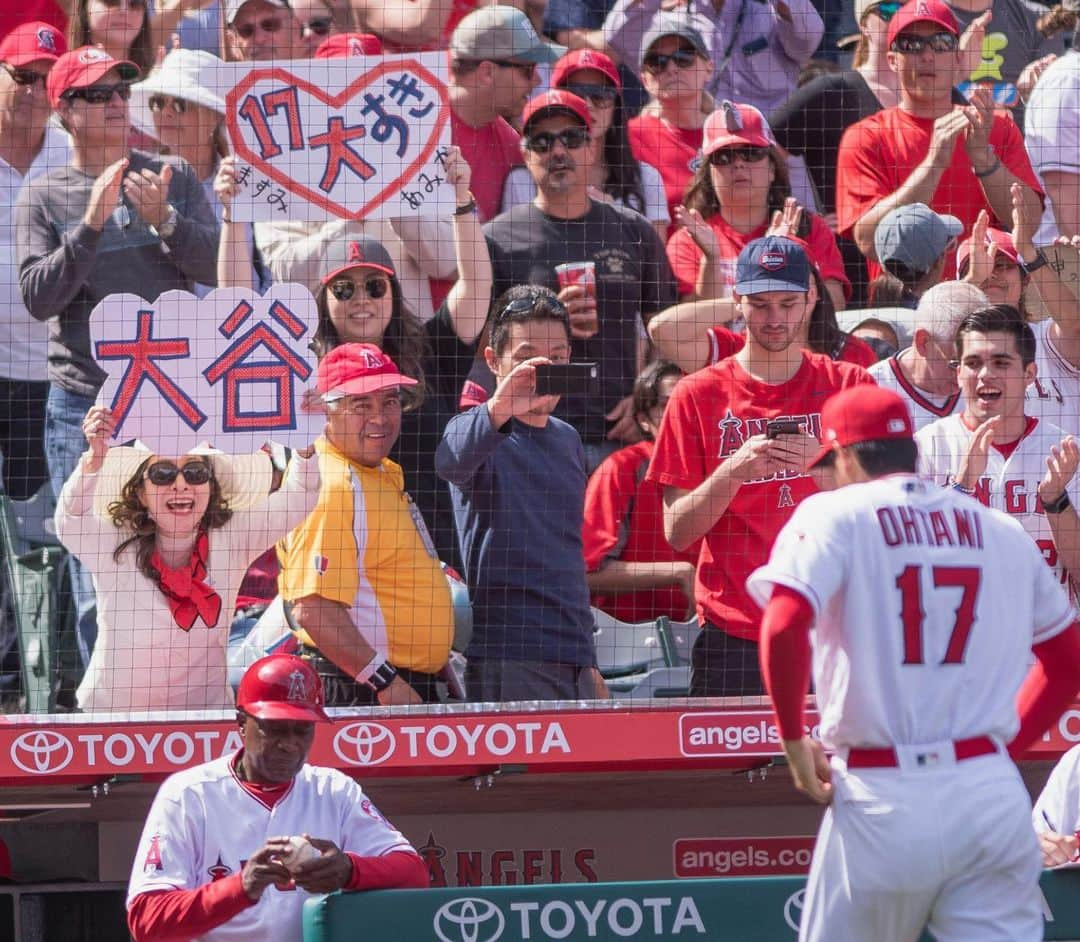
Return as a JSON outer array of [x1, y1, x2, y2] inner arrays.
[[278, 343, 453, 705]]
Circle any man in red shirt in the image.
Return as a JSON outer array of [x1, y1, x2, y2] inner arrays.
[[648, 236, 874, 696], [835, 0, 1043, 281]]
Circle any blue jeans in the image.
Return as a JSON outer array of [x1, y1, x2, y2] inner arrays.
[[45, 385, 97, 668]]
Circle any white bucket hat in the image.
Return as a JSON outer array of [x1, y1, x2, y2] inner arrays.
[[130, 49, 226, 140]]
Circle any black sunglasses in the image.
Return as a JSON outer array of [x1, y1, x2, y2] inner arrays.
[[642, 47, 698, 74], [524, 126, 590, 154], [145, 461, 212, 487], [710, 146, 771, 167], [495, 294, 569, 321], [148, 94, 187, 114], [329, 276, 390, 301], [561, 83, 618, 107], [301, 15, 334, 36], [492, 60, 537, 78], [1, 63, 46, 88], [100, 0, 147, 7], [233, 16, 285, 38], [890, 31, 958, 53], [63, 82, 132, 104]]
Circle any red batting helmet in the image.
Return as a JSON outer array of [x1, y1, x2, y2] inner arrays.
[[236, 654, 331, 723]]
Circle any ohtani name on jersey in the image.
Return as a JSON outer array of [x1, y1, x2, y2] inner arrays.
[[717, 410, 822, 482], [877, 504, 985, 550]]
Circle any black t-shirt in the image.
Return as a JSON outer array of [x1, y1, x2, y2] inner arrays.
[[483, 200, 677, 444]]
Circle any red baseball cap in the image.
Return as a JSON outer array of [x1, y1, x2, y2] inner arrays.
[[522, 89, 592, 133], [236, 654, 330, 723], [0, 21, 65, 67], [810, 386, 915, 468], [314, 32, 383, 58], [317, 343, 418, 399], [47, 45, 139, 109], [551, 49, 621, 92], [956, 226, 1021, 274], [703, 100, 774, 156], [887, 0, 960, 48]]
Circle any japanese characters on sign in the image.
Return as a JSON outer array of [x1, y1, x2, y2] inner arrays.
[[90, 286, 325, 453], [213, 55, 454, 222]]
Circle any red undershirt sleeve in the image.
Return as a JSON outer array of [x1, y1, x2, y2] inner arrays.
[[1009, 622, 1080, 759], [127, 874, 255, 942], [759, 585, 815, 741], [346, 850, 430, 891]]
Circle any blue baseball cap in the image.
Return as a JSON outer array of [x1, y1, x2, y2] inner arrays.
[[733, 236, 812, 295]]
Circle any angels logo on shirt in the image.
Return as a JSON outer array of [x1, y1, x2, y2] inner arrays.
[[717, 410, 822, 484], [207, 854, 233, 881], [143, 835, 164, 873], [777, 484, 795, 508]]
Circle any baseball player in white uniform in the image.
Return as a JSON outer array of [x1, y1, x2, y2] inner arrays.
[[916, 304, 1080, 590], [747, 385, 1080, 942], [1025, 316, 1080, 438], [1033, 744, 1080, 868], [126, 655, 427, 941]]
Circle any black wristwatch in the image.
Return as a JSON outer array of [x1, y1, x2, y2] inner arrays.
[[1019, 249, 1048, 277], [1043, 491, 1072, 515]]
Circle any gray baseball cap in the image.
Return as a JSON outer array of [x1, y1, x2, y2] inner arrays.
[[874, 203, 963, 275], [225, 0, 291, 26], [450, 5, 565, 64], [640, 12, 710, 68]]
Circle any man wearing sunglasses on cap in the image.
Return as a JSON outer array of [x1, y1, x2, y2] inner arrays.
[[836, 0, 1043, 285], [15, 44, 219, 671], [482, 89, 676, 470], [224, 0, 303, 61]]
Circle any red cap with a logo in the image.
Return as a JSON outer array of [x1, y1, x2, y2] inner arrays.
[[0, 21, 66, 67], [47, 45, 139, 109], [317, 343, 418, 399], [522, 89, 592, 133], [236, 654, 330, 723], [314, 32, 384, 58], [810, 386, 915, 468], [956, 227, 1021, 274], [703, 100, 775, 156], [887, 0, 960, 47], [551, 49, 621, 92]]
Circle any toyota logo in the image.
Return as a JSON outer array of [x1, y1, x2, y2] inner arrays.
[[10, 730, 75, 775], [434, 897, 505, 942], [783, 888, 805, 932], [332, 722, 396, 766]]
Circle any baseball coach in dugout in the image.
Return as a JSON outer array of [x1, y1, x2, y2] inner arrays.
[[748, 385, 1080, 942], [126, 654, 427, 941]]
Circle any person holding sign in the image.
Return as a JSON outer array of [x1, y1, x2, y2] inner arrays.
[[54, 406, 321, 712]]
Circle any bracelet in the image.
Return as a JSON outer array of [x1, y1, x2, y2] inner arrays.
[[355, 655, 398, 692], [952, 483, 974, 495], [453, 193, 477, 216], [973, 157, 1001, 179], [1042, 491, 1072, 515], [1020, 249, 1048, 276]]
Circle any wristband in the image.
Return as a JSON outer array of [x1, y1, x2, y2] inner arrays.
[[453, 193, 477, 216], [952, 483, 974, 495], [973, 158, 1001, 179], [1020, 249, 1048, 277], [1042, 491, 1072, 515], [355, 656, 398, 692]]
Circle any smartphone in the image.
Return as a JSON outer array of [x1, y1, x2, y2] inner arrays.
[[766, 419, 803, 439], [533, 362, 599, 397]]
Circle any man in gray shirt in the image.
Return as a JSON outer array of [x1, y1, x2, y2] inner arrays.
[[15, 45, 218, 667]]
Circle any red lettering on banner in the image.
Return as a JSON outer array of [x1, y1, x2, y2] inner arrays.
[[308, 116, 377, 192]]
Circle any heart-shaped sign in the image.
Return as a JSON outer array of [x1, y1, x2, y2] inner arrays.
[[225, 58, 450, 221]]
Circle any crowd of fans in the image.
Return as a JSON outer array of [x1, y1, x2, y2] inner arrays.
[[0, 0, 1078, 710]]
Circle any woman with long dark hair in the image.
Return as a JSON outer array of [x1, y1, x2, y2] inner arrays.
[[67, 0, 152, 77]]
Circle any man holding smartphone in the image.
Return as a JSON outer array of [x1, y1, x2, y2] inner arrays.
[[648, 236, 875, 697]]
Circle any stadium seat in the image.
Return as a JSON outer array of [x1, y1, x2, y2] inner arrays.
[[593, 609, 679, 678], [608, 666, 692, 699]]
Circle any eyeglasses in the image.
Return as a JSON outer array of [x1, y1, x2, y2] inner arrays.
[[868, 1, 902, 21], [301, 15, 334, 36], [642, 47, 698, 74], [1, 63, 47, 89], [890, 31, 958, 54], [523, 126, 590, 153], [148, 94, 187, 114], [710, 146, 770, 167], [232, 16, 286, 39], [327, 394, 403, 414], [329, 276, 391, 301], [561, 83, 618, 107], [145, 461, 212, 487], [62, 82, 132, 104], [492, 60, 537, 79], [99, 0, 146, 8]]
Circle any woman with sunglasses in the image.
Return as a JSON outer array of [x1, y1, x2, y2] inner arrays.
[[291, 0, 354, 56], [67, 0, 152, 76], [501, 50, 668, 240], [667, 102, 850, 311], [55, 405, 321, 712]]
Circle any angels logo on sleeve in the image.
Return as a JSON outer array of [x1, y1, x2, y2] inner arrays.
[[143, 835, 164, 873]]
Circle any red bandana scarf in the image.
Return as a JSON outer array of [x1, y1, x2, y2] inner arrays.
[[150, 532, 222, 631]]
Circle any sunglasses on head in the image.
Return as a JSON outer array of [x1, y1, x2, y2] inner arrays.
[[63, 82, 132, 104], [642, 47, 698, 74], [329, 275, 391, 301], [868, 1, 902, 21], [99, 0, 147, 8], [524, 126, 590, 154], [495, 293, 569, 322], [890, 31, 958, 53], [145, 461, 212, 487], [301, 15, 334, 36], [148, 94, 187, 114], [232, 16, 285, 38], [710, 146, 770, 167], [1, 63, 46, 88], [561, 83, 618, 107]]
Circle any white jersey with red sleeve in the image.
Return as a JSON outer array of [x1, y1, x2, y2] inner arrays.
[[1033, 744, 1080, 840], [868, 355, 961, 431], [915, 413, 1080, 588], [127, 754, 417, 942], [1026, 318, 1080, 437], [747, 474, 1075, 751]]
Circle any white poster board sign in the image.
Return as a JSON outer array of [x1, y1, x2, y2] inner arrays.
[[90, 286, 325, 454], [209, 54, 454, 222]]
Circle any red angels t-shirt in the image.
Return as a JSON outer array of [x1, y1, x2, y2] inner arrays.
[[835, 106, 1043, 280], [647, 352, 875, 638], [667, 212, 851, 300], [627, 114, 703, 233], [704, 326, 878, 369]]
